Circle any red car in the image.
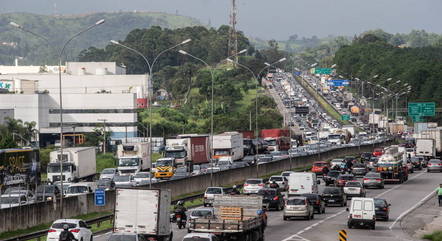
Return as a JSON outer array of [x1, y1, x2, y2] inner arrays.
[[311, 161, 330, 175], [336, 174, 356, 187], [372, 148, 384, 157]]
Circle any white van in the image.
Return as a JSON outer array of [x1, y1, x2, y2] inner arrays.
[[347, 197, 376, 229], [288, 172, 319, 195]]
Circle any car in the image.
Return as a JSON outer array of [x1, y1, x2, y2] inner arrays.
[[96, 179, 116, 191], [257, 188, 284, 211], [257, 156, 273, 165], [330, 159, 345, 169], [182, 233, 218, 241], [203, 187, 224, 207], [283, 196, 314, 220], [46, 219, 93, 241], [362, 172, 384, 189], [372, 148, 384, 157], [132, 172, 154, 186], [323, 170, 340, 186], [113, 175, 134, 188], [65, 183, 96, 197], [347, 197, 376, 229], [99, 168, 118, 180], [427, 159, 442, 172], [171, 167, 190, 179], [108, 232, 148, 241], [35, 185, 61, 202], [343, 181, 366, 199], [410, 156, 423, 170], [360, 152, 372, 162], [188, 207, 215, 221], [281, 171, 295, 178], [405, 160, 414, 173], [311, 161, 330, 175], [336, 174, 356, 187], [352, 163, 368, 176], [322, 187, 347, 207], [268, 175, 288, 191], [301, 193, 325, 214], [0, 193, 30, 209], [243, 178, 266, 194], [374, 198, 390, 221], [4, 188, 35, 202]]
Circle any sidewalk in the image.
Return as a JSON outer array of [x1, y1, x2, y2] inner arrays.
[[402, 195, 442, 240]]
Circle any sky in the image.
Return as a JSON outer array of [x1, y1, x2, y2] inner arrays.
[[1, 0, 441, 40]]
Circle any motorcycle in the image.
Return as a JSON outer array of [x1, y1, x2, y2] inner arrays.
[[174, 212, 187, 229]]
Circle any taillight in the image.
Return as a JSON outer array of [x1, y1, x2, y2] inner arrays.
[[258, 184, 264, 187], [244, 184, 249, 186], [176, 214, 181, 218], [376, 179, 382, 181], [273, 196, 279, 201], [383, 207, 388, 211], [363, 178, 369, 181], [316, 200, 320, 205], [70, 229, 80, 233], [48, 229, 56, 233]]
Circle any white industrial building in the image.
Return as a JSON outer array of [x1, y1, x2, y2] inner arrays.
[[0, 62, 151, 146]]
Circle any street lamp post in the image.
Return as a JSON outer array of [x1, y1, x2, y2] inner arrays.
[[11, 19, 105, 219], [111, 39, 191, 188]]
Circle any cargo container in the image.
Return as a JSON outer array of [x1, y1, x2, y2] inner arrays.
[[260, 129, 291, 152], [47, 147, 96, 182], [416, 138, 436, 158], [213, 132, 244, 161], [165, 134, 210, 167], [418, 128, 442, 156]]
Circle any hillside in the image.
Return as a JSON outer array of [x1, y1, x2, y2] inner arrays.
[[0, 12, 202, 65]]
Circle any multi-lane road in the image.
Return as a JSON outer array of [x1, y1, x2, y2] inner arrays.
[[95, 170, 438, 241]]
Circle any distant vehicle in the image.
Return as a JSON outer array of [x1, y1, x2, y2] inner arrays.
[[47, 147, 96, 183], [269, 176, 288, 191], [352, 163, 368, 176], [416, 138, 436, 158], [243, 178, 266, 194], [204, 187, 224, 207], [260, 129, 291, 152], [301, 193, 325, 214], [372, 148, 384, 157], [427, 159, 442, 172], [311, 161, 330, 175], [117, 142, 150, 176], [283, 196, 314, 220], [322, 187, 347, 207], [187, 207, 215, 221], [410, 156, 423, 170], [171, 167, 190, 180], [362, 172, 384, 189], [323, 170, 340, 186], [336, 174, 356, 187], [330, 159, 346, 169], [46, 219, 92, 241], [288, 172, 319, 195], [343, 181, 366, 199], [65, 182, 96, 197], [132, 172, 154, 187], [96, 179, 115, 191], [0, 193, 31, 209], [113, 175, 134, 188], [347, 197, 376, 229], [35, 185, 60, 202], [212, 132, 244, 162], [281, 171, 295, 178], [99, 168, 118, 180], [216, 157, 233, 171], [374, 198, 391, 221], [257, 188, 284, 211]]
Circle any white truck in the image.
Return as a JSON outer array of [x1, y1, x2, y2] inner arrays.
[[117, 142, 150, 175], [113, 189, 173, 241], [342, 125, 356, 137], [287, 172, 319, 195], [47, 147, 96, 182], [213, 132, 244, 161], [419, 128, 442, 157], [416, 138, 436, 158]]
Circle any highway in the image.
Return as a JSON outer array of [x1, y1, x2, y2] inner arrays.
[[94, 170, 438, 241]]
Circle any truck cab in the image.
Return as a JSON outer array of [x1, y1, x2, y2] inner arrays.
[[154, 158, 176, 179], [164, 146, 187, 165], [118, 156, 143, 176], [47, 162, 76, 182], [117, 143, 149, 176]]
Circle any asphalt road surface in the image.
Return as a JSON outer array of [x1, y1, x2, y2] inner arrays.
[[94, 170, 438, 241]]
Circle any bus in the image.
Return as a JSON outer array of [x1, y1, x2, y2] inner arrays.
[[0, 148, 40, 190]]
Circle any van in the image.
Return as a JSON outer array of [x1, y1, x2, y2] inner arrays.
[[347, 197, 376, 229], [288, 172, 319, 195]]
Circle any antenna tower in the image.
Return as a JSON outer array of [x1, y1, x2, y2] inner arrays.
[[228, 0, 238, 63]]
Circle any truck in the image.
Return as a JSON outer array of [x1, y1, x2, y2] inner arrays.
[[376, 152, 408, 184], [419, 128, 442, 157], [388, 123, 405, 135], [188, 195, 266, 241], [117, 142, 150, 175], [47, 147, 96, 182], [260, 129, 291, 152], [113, 189, 173, 241], [342, 125, 356, 137], [213, 132, 244, 161], [0, 148, 40, 189], [164, 134, 210, 169], [415, 138, 436, 158], [350, 106, 360, 116], [154, 157, 176, 179], [287, 172, 319, 195]]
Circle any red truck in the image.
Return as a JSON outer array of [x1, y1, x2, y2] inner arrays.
[[260, 129, 291, 152]]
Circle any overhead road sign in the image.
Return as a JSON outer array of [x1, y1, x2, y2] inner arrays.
[[341, 114, 350, 121], [408, 102, 435, 117], [328, 79, 350, 87], [314, 68, 333, 75]]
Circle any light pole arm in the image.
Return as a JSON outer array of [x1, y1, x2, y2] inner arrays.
[[111, 42, 152, 73]]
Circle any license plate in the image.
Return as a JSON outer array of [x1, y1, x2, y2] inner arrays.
[[328, 200, 335, 202]]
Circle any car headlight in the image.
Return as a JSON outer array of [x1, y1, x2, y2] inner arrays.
[[47, 196, 53, 201]]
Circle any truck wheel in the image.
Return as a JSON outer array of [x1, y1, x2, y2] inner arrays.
[[371, 224, 376, 230], [283, 216, 288, 221]]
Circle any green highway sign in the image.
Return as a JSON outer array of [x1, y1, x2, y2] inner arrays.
[[411, 115, 423, 122], [408, 102, 436, 117], [341, 114, 350, 121], [314, 68, 333, 75]]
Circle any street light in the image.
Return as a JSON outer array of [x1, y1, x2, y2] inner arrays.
[[178, 49, 216, 185], [111, 38, 191, 188]]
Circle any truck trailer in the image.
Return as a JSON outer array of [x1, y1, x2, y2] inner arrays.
[[213, 132, 244, 161], [260, 129, 290, 152]]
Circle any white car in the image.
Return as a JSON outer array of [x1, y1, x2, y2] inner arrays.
[[46, 219, 92, 241], [243, 178, 265, 194], [269, 175, 288, 191], [182, 233, 218, 241], [99, 168, 118, 180], [132, 172, 155, 186], [343, 181, 366, 199], [0, 193, 30, 209]]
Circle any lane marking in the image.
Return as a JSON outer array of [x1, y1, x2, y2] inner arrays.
[[280, 171, 427, 241], [389, 189, 436, 230]]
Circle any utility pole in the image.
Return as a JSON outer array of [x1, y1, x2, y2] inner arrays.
[[228, 0, 238, 63], [98, 119, 107, 153]]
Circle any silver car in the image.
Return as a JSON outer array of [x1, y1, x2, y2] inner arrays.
[[427, 159, 442, 172], [283, 196, 314, 220]]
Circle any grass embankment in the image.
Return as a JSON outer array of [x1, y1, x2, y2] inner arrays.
[[96, 153, 117, 173], [0, 212, 112, 240], [297, 77, 351, 126], [424, 231, 442, 241]]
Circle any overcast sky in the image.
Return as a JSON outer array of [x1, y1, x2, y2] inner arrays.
[[1, 0, 441, 39]]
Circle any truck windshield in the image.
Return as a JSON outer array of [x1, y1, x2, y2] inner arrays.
[[157, 159, 173, 167], [118, 158, 139, 166], [266, 140, 277, 146], [47, 164, 71, 173], [165, 150, 186, 158], [214, 149, 230, 156]]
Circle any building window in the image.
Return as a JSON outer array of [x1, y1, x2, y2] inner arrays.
[[49, 122, 137, 127], [49, 109, 136, 114]]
